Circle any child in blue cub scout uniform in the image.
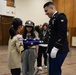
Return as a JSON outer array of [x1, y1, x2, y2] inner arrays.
[[43, 2, 69, 75], [21, 20, 39, 75], [8, 18, 23, 75]]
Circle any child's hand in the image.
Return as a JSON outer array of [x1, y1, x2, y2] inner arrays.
[[27, 46, 32, 48]]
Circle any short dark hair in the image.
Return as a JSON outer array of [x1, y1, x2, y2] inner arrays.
[[43, 1, 54, 8], [9, 18, 22, 39], [12, 18, 22, 30], [42, 22, 48, 29]]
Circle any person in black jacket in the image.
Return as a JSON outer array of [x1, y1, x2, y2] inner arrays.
[[43, 2, 69, 75], [35, 23, 49, 70]]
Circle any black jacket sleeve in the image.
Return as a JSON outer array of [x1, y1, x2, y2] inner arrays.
[[35, 26, 41, 33], [54, 14, 68, 49]]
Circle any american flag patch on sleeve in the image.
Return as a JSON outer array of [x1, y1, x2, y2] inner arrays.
[[18, 38, 23, 41]]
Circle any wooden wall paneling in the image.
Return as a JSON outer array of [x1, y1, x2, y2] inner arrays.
[[53, 0, 65, 12], [73, 0, 76, 27], [0, 16, 2, 45], [53, 0, 58, 10], [64, 0, 73, 28], [64, 0, 74, 47], [71, 28, 76, 36], [57, 0, 65, 12], [2, 16, 13, 45]]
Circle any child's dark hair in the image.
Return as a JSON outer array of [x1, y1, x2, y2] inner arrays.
[[42, 22, 48, 29], [23, 20, 35, 39], [43, 1, 54, 8], [9, 18, 22, 39]]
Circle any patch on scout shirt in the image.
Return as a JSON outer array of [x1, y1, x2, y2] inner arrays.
[[61, 19, 64, 22], [18, 37, 23, 41]]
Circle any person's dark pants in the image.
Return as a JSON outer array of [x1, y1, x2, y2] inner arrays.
[[11, 68, 21, 75], [37, 46, 47, 67], [49, 53, 68, 75]]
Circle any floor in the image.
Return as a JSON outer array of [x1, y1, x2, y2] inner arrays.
[[0, 46, 76, 75]]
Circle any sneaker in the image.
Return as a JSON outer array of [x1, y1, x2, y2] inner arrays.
[[44, 66, 47, 69], [38, 67, 42, 71]]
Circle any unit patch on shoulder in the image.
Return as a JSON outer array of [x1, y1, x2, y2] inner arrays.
[[61, 20, 64, 22]]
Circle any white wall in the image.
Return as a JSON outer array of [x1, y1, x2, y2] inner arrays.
[[0, 0, 6, 15], [0, 0, 15, 16], [6, 6, 15, 16], [15, 0, 52, 25]]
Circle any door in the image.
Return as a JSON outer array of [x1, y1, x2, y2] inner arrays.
[[0, 16, 2, 45], [1, 16, 13, 45]]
